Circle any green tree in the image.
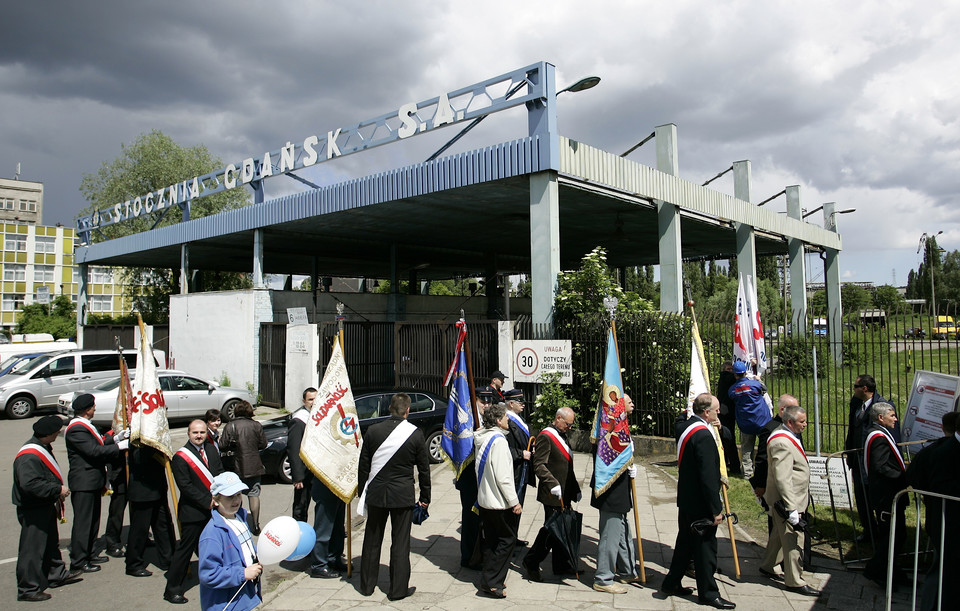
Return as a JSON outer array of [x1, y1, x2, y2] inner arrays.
[[841, 284, 872, 314], [16, 296, 77, 339], [872, 284, 905, 313], [79, 131, 253, 322], [555, 247, 652, 319]]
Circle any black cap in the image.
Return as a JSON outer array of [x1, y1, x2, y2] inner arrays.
[[476, 387, 494, 400], [34, 415, 64, 437], [504, 389, 524, 401], [491, 370, 507, 381], [73, 393, 95, 414]]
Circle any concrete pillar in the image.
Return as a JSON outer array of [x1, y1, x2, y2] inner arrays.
[[76, 263, 88, 347], [253, 229, 265, 288], [823, 202, 843, 362], [656, 124, 682, 313], [179, 244, 189, 294], [530, 171, 560, 329], [786, 186, 807, 334], [527, 63, 559, 169], [733, 160, 757, 289]]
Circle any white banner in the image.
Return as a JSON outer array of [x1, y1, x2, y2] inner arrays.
[[901, 370, 960, 446], [130, 320, 174, 458], [745, 275, 767, 375], [513, 340, 573, 384], [685, 337, 710, 419], [301, 340, 363, 503]]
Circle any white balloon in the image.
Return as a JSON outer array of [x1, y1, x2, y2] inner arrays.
[[256, 516, 300, 565]]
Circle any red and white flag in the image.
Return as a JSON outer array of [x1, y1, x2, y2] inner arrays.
[[130, 316, 174, 458]]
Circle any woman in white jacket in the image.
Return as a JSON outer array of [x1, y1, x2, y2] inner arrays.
[[474, 402, 523, 598]]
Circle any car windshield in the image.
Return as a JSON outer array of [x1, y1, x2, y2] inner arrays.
[[6, 354, 56, 375]]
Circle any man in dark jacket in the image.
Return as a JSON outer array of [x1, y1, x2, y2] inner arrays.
[[164, 420, 223, 605], [660, 394, 735, 609], [716, 362, 742, 476], [14, 415, 83, 602], [728, 362, 771, 478], [358, 393, 431, 601], [219, 401, 267, 534], [66, 393, 126, 573], [125, 445, 175, 577], [862, 402, 908, 587], [287, 387, 316, 522], [523, 407, 582, 581]]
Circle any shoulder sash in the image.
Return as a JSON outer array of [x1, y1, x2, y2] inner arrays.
[[767, 429, 808, 463], [175, 446, 214, 489], [66, 418, 104, 445], [864, 428, 905, 475], [292, 407, 310, 424], [357, 420, 417, 516], [506, 411, 529, 437], [540, 426, 570, 462], [676, 421, 710, 464], [17, 443, 63, 482], [473, 432, 505, 511]]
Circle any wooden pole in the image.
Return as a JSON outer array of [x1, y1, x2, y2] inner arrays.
[[629, 481, 647, 583], [165, 459, 181, 539], [338, 319, 354, 579]]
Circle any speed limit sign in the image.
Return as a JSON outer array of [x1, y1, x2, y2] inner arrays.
[[513, 340, 572, 384]]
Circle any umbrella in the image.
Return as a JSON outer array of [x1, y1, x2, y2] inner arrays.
[[516, 436, 535, 505], [543, 499, 583, 578]]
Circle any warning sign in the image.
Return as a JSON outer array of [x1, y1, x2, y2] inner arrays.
[[513, 340, 573, 384]]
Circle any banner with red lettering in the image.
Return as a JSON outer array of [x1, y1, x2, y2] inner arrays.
[[130, 315, 174, 458], [301, 340, 362, 503]]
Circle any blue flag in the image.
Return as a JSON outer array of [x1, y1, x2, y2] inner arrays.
[[591, 327, 634, 495], [441, 344, 474, 478]]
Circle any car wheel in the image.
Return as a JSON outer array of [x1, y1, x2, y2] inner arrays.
[[222, 399, 241, 421], [426, 430, 443, 464], [6, 395, 36, 419], [278, 456, 293, 485]]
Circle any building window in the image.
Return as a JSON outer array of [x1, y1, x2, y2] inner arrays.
[[0, 198, 13, 210], [89, 267, 113, 284], [18, 200, 37, 212], [35, 236, 56, 253], [34, 265, 54, 283], [3, 264, 25, 281], [4, 234, 26, 251], [2, 294, 25, 311], [88, 294, 112, 312]]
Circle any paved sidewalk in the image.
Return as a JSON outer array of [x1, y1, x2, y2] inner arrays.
[[262, 452, 911, 610]]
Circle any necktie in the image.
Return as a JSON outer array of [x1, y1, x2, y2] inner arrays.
[[200, 446, 208, 466]]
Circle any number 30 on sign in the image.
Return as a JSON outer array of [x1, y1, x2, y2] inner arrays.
[[512, 340, 573, 384]]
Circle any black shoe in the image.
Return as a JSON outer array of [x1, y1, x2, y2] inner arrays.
[[522, 558, 542, 582], [163, 592, 188, 605], [759, 567, 783, 582], [332, 559, 350, 572], [702, 596, 736, 609], [659, 585, 693, 596], [78, 563, 101, 573], [106, 546, 126, 558], [477, 588, 506, 599], [126, 568, 153, 577], [49, 569, 84, 588], [387, 587, 415, 601], [18, 592, 53, 602], [786, 585, 820, 597], [309, 567, 341, 579], [89, 555, 110, 564]]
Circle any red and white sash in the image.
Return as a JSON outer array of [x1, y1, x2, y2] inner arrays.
[[540, 426, 571, 462], [17, 443, 63, 482], [864, 428, 905, 475], [676, 421, 710, 464], [66, 418, 104, 444], [176, 446, 214, 489], [767, 429, 808, 463]]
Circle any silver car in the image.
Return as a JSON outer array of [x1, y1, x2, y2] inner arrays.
[[58, 369, 256, 427]]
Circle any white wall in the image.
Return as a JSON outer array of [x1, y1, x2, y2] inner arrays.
[[284, 323, 319, 410], [169, 290, 268, 391]]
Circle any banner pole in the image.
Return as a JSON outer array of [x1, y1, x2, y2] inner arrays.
[[337, 307, 353, 578], [629, 480, 647, 583], [165, 459, 181, 539], [460, 312, 479, 428]]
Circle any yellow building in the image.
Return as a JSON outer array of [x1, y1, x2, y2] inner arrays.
[[0, 223, 129, 332]]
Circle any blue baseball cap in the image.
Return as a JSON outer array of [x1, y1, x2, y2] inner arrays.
[[210, 471, 248, 497], [732, 361, 748, 374]]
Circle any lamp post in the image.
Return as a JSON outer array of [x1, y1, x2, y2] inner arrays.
[[918, 231, 944, 315]]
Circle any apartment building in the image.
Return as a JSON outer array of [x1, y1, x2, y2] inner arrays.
[[0, 177, 43, 226]]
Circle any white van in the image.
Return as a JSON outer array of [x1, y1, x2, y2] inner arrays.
[[0, 348, 165, 419], [0, 335, 78, 363]]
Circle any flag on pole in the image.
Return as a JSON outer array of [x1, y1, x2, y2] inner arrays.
[[591, 326, 634, 496], [687, 313, 728, 479], [130, 316, 174, 458], [745, 275, 768, 376], [301, 340, 362, 503], [111, 354, 134, 434], [733, 274, 752, 368], [441, 321, 475, 478]]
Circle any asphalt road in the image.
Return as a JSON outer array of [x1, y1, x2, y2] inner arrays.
[[1, 412, 301, 609]]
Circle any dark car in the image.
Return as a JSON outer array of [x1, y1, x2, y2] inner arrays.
[[258, 388, 447, 485]]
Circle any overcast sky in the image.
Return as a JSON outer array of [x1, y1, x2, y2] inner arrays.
[[1, 0, 957, 287]]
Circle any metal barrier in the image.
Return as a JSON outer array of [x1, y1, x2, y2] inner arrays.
[[884, 487, 959, 611], [821, 448, 875, 565]]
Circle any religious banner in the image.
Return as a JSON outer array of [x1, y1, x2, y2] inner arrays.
[[441, 320, 475, 478], [130, 315, 174, 458], [591, 325, 634, 496]]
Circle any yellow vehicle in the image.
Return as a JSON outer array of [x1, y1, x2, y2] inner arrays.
[[930, 315, 957, 340]]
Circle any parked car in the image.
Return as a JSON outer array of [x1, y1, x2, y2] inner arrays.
[[904, 327, 926, 339], [258, 388, 448, 486], [0, 351, 49, 378], [0, 348, 163, 419], [56, 369, 256, 427]]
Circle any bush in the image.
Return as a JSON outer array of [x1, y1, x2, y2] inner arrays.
[[530, 372, 579, 431]]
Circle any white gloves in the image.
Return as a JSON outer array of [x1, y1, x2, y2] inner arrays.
[[627, 466, 637, 479], [787, 510, 800, 526], [550, 485, 562, 498], [116, 439, 129, 451], [113, 429, 130, 444]]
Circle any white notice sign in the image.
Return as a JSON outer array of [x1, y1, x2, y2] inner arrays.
[[513, 340, 573, 384], [287, 307, 309, 326], [901, 370, 960, 446], [808, 456, 853, 510]]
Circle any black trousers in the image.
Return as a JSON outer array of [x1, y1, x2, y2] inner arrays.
[[525, 505, 576, 573], [360, 505, 412, 599], [662, 510, 720, 602], [126, 499, 175, 572], [456, 469, 481, 566], [292, 472, 314, 522], [865, 494, 907, 579], [478, 507, 518, 591], [69, 489, 103, 569], [165, 519, 206, 595], [103, 479, 127, 548], [17, 505, 68, 596], [309, 479, 346, 570]]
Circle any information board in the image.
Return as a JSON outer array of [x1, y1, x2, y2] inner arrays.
[[513, 340, 573, 384], [808, 456, 853, 510], [286, 307, 309, 326], [901, 370, 960, 445]]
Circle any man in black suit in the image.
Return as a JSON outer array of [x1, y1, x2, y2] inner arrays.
[[287, 387, 317, 523], [164, 420, 223, 605], [125, 445, 175, 577], [660, 393, 735, 610], [358, 393, 431, 602], [845, 374, 896, 541], [14, 415, 84, 602], [65, 393, 126, 573]]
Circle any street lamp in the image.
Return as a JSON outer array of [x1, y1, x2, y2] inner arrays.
[[918, 231, 944, 315]]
